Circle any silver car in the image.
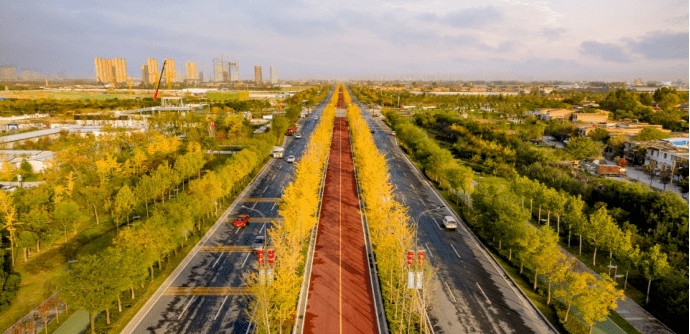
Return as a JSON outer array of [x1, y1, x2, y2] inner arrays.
[[252, 235, 265, 251], [286, 155, 295, 163]]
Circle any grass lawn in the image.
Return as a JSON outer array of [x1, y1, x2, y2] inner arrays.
[[0, 217, 117, 332], [608, 311, 642, 334]]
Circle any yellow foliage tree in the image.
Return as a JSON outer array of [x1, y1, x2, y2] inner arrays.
[[250, 86, 336, 334], [346, 88, 428, 333]]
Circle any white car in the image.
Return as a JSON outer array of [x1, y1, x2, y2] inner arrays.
[[442, 216, 458, 230], [295, 134, 302, 139], [286, 155, 295, 163]]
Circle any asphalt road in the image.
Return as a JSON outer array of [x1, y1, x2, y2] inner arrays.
[[351, 94, 556, 334], [123, 89, 334, 334]]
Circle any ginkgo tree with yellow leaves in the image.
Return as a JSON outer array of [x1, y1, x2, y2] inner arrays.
[[345, 87, 431, 333], [248, 85, 337, 334]]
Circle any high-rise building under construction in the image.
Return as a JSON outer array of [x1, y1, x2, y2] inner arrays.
[[213, 57, 239, 83], [164, 58, 176, 83], [94, 57, 127, 83], [141, 64, 149, 83], [146, 58, 159, 84], [185, 62, 197, 82], [254, 66, 262, 83]]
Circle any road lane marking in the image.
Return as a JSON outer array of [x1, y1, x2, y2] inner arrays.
[[450, 244, 462, 259], [432, 218, 441, 230], [235, 227, 241, 234], [476, 282, 491, 304], [178, 296, 196, 319], [444, 282, 457, 303], [424, 243, 434, 257], [214, 296, 229, 320], [241, 252, 251, 268], [259, 223, 265, 234], [245, 308, 257, 334], [212, 254, 224, 268]]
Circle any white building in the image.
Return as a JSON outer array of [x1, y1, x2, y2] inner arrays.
[[643, 140, 689, 169], [270, 66, 278, 85]]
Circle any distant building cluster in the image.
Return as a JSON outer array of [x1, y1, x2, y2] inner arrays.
[[213, 58, 239, 83], [0, 65, 18, 82]]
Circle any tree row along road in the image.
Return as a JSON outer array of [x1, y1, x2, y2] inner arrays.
[[121, 91, 334, 334], [303, 116, 378, 333], [350, 89, 556, 334]]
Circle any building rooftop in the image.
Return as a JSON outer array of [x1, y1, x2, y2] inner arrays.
[[0, 128, 62, 143]]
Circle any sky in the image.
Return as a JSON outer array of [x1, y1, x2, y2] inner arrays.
[[1, 0, 688, 81]]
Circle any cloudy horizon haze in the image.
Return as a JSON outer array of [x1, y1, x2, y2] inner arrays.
[[1, 0, 688, 82]]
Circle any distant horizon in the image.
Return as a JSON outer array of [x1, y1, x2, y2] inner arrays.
[[2, 1, 687, 82]]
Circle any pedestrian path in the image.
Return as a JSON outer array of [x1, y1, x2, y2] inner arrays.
[[303, 116, 378, 334], [53, 310, 90, 334]]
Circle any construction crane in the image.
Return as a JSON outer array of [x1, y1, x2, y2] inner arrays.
[[96, 77, 110, 93]]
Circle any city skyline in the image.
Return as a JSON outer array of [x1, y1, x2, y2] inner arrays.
[[0, 1, 687, 81]]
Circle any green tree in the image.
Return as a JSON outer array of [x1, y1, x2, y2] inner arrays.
[[58, 254, 118, 333], [112, 185, 136, 233], [565, 137, 603, 159], [588, 128, 610, 142], [643, 161, 658, 187], [584, 206, 616, 266], [19, 159, 33, 179], [529, 226, 561, 291], [638, 244, 671, 304], [135, 174, 158, 218], [636, 127, 671, 141], [53, 200, 82, 242]]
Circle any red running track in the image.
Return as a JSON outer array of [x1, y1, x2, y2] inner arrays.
[[303, 117, 378, 334]]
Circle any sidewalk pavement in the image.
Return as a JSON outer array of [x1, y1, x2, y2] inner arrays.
[[619, 166, 687, 201]]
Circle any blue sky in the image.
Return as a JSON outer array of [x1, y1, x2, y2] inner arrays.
[[1, 0, 687, 81]]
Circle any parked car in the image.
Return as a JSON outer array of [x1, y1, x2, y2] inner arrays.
[[442, 216, 458, 230], [252, 235, 266, 251], [233, 214, 250, 227], [286, 155, 295, 163]]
